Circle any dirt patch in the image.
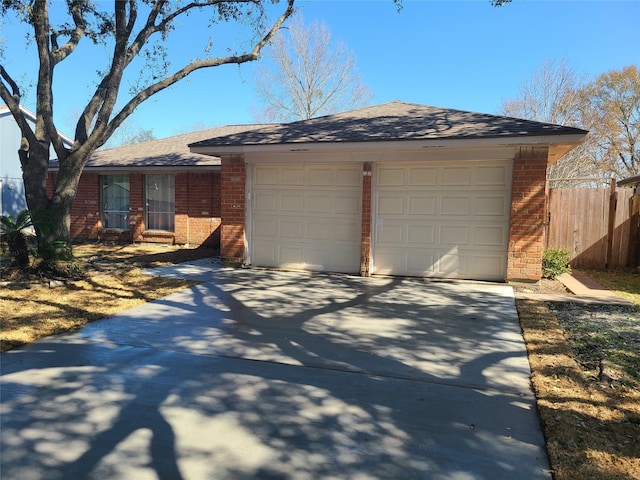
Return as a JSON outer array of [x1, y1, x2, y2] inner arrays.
[[511, 278, 570, 295]]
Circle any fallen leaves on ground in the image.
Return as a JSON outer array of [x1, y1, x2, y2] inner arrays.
[[516, 298, 640, 480]]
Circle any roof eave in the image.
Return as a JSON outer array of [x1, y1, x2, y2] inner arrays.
[[48, 164, 221, 173], [189, 132, 588, 157]]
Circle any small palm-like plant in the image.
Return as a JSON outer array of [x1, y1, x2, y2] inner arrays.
[[0, 210, 35, 268]]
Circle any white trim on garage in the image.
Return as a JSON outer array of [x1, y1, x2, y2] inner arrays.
[[372, 160, 512, 281]]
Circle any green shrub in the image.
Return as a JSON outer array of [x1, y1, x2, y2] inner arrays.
[[542, 248, 572, 279], [0, 210, 36, 267]]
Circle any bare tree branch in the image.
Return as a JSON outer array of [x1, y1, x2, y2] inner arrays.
[[102, 0, 294, 145], [50, 0, 87, 64], [253, 13, 373, 122], [1, 0, 296, 242]]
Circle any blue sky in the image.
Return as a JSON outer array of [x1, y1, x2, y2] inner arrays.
[[1, 0, 639, 139]]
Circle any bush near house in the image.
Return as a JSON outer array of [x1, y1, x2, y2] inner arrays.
[[542, 248, 572, 279]]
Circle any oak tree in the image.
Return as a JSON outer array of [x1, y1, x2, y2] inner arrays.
[[0, 0, 294, 242], [579, 65, 640, 179]]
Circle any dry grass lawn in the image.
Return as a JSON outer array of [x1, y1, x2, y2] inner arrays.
[[516, 297, 640, 480], [1, 243, 639, 479], [0, 243, 211, 352]]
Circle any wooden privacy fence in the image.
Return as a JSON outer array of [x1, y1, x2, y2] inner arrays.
[[545, 184, 640, 269]]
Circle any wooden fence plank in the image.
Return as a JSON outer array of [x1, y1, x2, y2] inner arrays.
[[546, 187, 638, 269]]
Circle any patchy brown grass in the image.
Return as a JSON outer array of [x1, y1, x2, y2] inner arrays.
[[0, 243, 213, 352], [516, 298, 640, 480], [583, 269, 640, 306]]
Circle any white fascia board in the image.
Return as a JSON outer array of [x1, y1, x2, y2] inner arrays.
[[189, 133, 587, 156], [48, 165, 221, 173], [1, 105, 75, 146]]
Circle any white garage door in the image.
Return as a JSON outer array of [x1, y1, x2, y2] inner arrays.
[[250, 164, 362, 273], [374, 161, 511, 281]]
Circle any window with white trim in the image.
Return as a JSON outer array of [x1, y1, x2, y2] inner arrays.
[[145, 174, 175, 231], [101, 175, 130, 230]]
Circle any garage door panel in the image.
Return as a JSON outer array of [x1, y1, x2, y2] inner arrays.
[[254, 192, 278, 212], [281, 167, 305, 185], [303, 244, 360, 272], [252, 242, 277, 265], [307, 220, 332, 240], [282, 193, 304, 212], [255, 167, 279, 186], [408, 167, 437, 186], [334, 219, 360, 242], [440, 197, 470, 216], [280, 220, 304, 239], [408, 196, 437, 215], [251, 164, 361, 274], [307, 168, 333, 186], [373, 249, 404, 275], [440, 225, 470, 245], [475, 196, 508, 216], [439, 251, 466, 275], [477, 165, 508, 186], [378, 196, 404, 215], [377, 221, 405, 243], [475, 226, 506, 246], [279, 244, 304, 266], [374, 161, 510, 281], [406, 250, 437, 274], [335, 194, 360, 214], [253, 218, 277, 237], [469, 254, 506, 278], [378, 168, 405, 186], [407, 224, 436, 244], [307, 194, 333, 214], [442, 167, 471, 186], [336, 169, 361, 187]]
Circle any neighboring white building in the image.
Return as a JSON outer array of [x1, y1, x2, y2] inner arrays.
[[0, 105, 73, 218]]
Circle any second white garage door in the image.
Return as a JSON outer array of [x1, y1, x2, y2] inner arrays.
[[373, 161, 511, 281], [250, 164, 362, 273]]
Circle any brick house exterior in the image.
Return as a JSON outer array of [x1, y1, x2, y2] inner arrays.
[[47, 170, 221, 246], [47, 125, 265, 248], [192, 102, 587, 282]]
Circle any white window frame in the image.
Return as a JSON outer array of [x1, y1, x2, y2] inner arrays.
[[101, 174, 130, 230], [145, 174, 175, 232]]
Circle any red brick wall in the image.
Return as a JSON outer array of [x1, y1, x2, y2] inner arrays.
[[47, 170, 221, 247], [207, 150, 551, 281], [360, 162, 372, 276], [507, 146, 549, 281], [220, 156, 246, 263]]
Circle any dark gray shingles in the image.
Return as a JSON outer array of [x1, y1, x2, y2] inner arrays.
[[66, 124, 271, 169], [190, 101, 588, 148]]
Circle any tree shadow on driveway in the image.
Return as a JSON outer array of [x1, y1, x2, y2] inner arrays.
[[1, 268, 551, 479]]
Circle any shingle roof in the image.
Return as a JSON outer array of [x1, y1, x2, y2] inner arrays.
[[189, 101, 588, 149], [56, 124, 270, 170]]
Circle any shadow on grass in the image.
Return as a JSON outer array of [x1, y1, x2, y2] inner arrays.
[[516, 298, 640, 480]]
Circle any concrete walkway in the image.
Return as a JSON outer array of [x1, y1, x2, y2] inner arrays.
[[515, 270, 632, 305], [1, 263, 551, 479]]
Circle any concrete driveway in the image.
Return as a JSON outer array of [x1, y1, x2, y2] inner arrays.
[[1, 262, 551, 479]]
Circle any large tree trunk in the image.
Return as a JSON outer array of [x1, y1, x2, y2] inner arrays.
[[21, 142, 88, 243]]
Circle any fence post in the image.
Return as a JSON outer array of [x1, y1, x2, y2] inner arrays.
[[605, 179, 617, 269], [628, 192, 640, 268]]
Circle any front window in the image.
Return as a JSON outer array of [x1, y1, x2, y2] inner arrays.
[[145, 174, 175, 231], [101, 175, 130, 229]]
